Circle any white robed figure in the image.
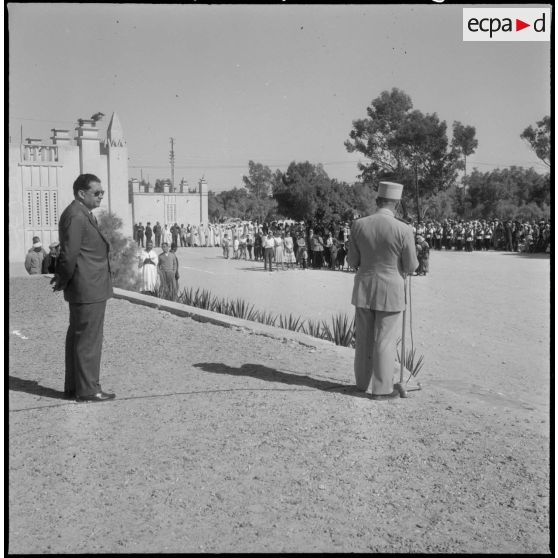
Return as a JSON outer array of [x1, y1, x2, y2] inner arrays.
[[162, 224, 172, 245], [193, 227, 200, 246], [208, 225, 215, 247], [138, 243, 159, 293], [199, 224, 206, 246], [214, 225, 221, 246]]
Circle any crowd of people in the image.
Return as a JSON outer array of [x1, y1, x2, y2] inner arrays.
[[131, 215, 551, 277], [411, 218, 551, 254], [26, 215, 551, 281]]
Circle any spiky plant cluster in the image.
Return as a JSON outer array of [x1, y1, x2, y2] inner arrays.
[[396, 338, 426, 379], [171, 287, 356, 347], [163, 286, 425, 371]]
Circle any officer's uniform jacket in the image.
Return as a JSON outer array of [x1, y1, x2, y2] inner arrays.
[[347, 208, 418, 312]]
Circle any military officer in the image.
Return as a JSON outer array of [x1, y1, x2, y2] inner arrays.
[[347, 182, 419, 400]]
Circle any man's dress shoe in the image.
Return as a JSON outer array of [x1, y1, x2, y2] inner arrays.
[[370, 390, 400, 401], [76, 391, 116, 402]]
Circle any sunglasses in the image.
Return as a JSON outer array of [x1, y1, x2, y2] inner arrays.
[[82, 189, 105, 197]]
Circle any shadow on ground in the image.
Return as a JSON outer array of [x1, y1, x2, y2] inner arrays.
[[9, 376, 67, 400], [193, 362, 368, 398]]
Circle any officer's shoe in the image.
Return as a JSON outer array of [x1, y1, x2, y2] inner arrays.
[[370, 390, 400, 401], [76, 391, 116, 402]]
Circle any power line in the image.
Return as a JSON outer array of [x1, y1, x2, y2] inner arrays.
[[9, 116, 78, 124]]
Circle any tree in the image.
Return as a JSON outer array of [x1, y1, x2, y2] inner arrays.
[[459, 166, 550, 220], [344, 87, 413, 182], [208, 190, 224, 222], [242, 161, 275, 199], [96, 210, 142, 291], [452, 121, 478, 182], [520, 116, 550, 167], [273, 161, 331, 222], [345, 87, 469, 220]]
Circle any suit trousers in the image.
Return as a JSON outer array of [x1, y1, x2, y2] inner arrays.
[[65, 301, 107, 396], [354, 307, 401, 395]]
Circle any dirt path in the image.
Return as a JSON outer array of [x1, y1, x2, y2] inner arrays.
[[8, 249, 550, 553]]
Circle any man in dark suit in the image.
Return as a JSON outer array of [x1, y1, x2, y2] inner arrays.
[[52, 174, 115, 402], [347, 182, 418, 400]]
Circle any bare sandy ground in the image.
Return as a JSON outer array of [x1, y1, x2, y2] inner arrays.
[[8, 249, 551, 553]]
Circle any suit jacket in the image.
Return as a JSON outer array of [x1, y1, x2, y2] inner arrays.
[[347, 208, 418, 311], [56, 200, 113, 303]]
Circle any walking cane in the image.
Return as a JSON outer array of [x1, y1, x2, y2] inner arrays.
[[395, 276, 408, 398]]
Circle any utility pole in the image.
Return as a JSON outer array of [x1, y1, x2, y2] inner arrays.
[[169, 137, 175, 192], [414, 163, 421, 224]]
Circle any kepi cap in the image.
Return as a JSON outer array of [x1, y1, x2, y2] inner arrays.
[[378, 181, 403, 200]]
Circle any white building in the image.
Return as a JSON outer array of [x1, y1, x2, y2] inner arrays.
[[9, 112, 208, 264]]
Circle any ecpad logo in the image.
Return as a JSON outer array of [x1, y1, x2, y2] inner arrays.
[[463, 8, 551, 41]]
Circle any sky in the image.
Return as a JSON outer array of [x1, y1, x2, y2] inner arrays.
[[8, 3, 551, 193]]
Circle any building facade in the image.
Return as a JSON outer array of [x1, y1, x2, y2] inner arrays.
[[130, 178, 208, 230], [9, 112, 208, 263]]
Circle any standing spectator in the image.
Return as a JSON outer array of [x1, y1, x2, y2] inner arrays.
[[42, 241, 60, 274], [171, 223, 180, 247], [296, 231, 308, 270], [238, 234, 247, 260], [465, 226, 474, 253], [222, 234, 230, 259], [199, 223, 206, 247], [232, 235, 240, 259], [329, 238, 339, 269], [51, 173, 115, 402], [153, 221, 162, 248], [504, 221, 514, 251], [263, 231, 275, 271], [158, 242, 179, 300], [162, 224, 172, 246], [138, 240, 159, 295], [246, 232, 254, 260], [347, 181, 418, 400], [307, 228, 315, 268], [324, 231, 334, 267], [254, 229, 263, 261], [145, 222, 153, 246], [25, 239, 45, 275], [512, 221, 521, 252], [415, 235, 430, 275], [475, 223, 483, 251], [136, 222, 145, 247], [274, 231, 285, 271], [283, 231, 296, 269], [312, 229, 324, 269]]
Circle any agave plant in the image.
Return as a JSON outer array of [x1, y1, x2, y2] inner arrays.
[[330, 313, 355, 347], [396, 338, 426, 379], [301, 319, 322, 338], [278, 313, 305, 332], [156, 286, 363, 350]]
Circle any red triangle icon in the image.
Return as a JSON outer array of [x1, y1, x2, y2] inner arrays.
[[516, 19, 530, 31]]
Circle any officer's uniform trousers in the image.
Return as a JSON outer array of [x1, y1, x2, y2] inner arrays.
[[354, 307, 401, 394]]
